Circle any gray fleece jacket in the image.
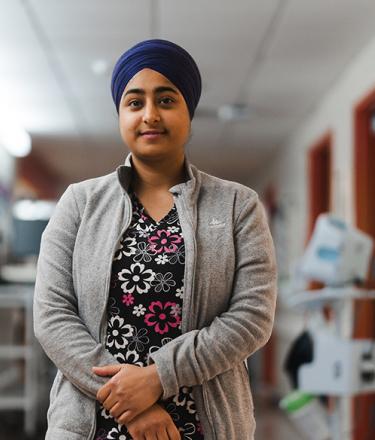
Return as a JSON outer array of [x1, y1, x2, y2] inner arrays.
[[33, 153, 277, 440]]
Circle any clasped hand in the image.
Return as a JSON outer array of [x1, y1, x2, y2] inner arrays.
[[92, 363, 163, 425]]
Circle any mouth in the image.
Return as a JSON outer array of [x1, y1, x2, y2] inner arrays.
[[139, 130, 167, 140]]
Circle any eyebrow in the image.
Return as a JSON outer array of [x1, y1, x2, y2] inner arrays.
[[123, 86, 179, 97]]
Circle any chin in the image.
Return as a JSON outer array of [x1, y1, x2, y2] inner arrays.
[[131, 147, 175, 162]]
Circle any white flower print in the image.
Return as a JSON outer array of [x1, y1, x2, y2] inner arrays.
[[133, 304, 146, 317], [114, 236, 136, 260], [128, 326, 149, 351], [176, 286, 184, 298], [133, 241, 155, 263], [113, 241, 125, 261], [164, 401, 180, 422], [108, 424, 127, 440], [106, 316, 133, 349], [180, 422, 196, 440], [168, 244, 185, 264], [100, 405, 113, 419], [107, 296, 120, 316], [155, 254, 169, 265], [145, 337, 173, 364], [115, 350, 144, 367], [151, 272, 176, 292], [173, 386, 191, 407], [186, 398, 197, 414], [118, 263, 155, 294], [136, 222, 154, 238], [121, 236, 137, 257], [167, 225, 179, 233]]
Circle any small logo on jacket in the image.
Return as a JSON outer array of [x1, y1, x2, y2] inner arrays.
[[209, 218, 226, 228]]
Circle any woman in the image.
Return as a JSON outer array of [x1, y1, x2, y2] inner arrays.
[[33, 39, 277, 440]]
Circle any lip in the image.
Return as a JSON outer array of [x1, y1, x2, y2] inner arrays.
[[140, 130, 166, 139]]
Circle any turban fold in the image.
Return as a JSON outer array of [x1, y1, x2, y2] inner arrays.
[[111, 39, 202, 119]]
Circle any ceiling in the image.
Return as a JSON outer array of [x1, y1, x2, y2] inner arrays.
[[2, 0, 375, 185]]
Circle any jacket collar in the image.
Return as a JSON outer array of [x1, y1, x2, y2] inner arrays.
[[116, 152, 199, 198]]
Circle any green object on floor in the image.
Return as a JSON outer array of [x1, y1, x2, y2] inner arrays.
[[279, 390, 315, 414]]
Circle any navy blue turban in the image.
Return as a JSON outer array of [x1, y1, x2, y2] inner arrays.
[[111, 39, 202, 119]]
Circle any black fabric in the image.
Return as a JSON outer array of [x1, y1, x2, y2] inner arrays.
[[94, 189, 204, 439], [283, 330, 314, 389]]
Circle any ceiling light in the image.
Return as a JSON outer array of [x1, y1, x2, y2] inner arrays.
[[217, 103, 250, 121], [13, 199, 56, 221], [0, 123, 31, 157], [91, 59, 109, 76]]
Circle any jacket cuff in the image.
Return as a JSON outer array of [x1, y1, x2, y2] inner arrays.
[[148, 349, 179, 400]]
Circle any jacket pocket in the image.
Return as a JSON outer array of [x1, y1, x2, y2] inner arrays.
[[47, 374, 95, 438], [46, 426, 87, 440]]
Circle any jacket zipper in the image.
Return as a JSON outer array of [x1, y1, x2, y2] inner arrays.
[[178, 193, 216, 439], [89, 191, 133, 440]]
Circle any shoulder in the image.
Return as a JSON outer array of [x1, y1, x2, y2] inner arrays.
[[194, 167, 259, 209], [67, 171, 119, 202], [70, 170, 118, 192], [53, 171, 121, 220]]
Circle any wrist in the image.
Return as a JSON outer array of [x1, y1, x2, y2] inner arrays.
[[146, 364, 163, 400]]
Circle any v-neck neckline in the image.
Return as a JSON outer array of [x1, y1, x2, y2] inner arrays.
[[130, 190, 175, 226]]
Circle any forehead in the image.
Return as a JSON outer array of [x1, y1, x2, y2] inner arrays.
[[124, 68, 180, 93]]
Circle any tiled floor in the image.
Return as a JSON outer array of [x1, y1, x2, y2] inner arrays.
[[254, 396, 301, 439], [0, 396, 301, 440]]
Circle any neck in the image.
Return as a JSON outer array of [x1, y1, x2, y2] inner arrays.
[[130, 153, 187, 193]]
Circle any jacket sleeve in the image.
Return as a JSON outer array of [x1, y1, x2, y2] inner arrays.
[[33, 184, 120, 400], [149, 193, 278, 400]]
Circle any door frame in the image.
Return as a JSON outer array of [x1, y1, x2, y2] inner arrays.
[[307, 131, 333, 242], [353, 87, 375, 440]]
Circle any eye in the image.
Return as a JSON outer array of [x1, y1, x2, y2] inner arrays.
[[128, 99, 142, 108], [159, 97, 174, 105]]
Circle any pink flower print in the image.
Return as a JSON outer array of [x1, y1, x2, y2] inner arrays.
[[144, 301, 181, 334], [122, 292, 134, 306], [148, 229, 182, 254]]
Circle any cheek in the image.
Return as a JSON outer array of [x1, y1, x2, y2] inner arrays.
[[119, 114, 135, 139], [171, 114, 190, 140]]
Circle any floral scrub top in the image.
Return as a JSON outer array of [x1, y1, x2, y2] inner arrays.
[[94, 189, 204, 440]]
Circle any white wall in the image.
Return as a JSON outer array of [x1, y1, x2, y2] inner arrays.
[[251, 33, 375, 395]]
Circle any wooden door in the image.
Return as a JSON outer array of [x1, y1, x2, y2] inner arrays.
[[307, 134, 332, 295], [353, 89, 375, 440], [307, 133, 332, 242]]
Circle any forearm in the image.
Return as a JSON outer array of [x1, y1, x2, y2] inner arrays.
[[149, 288, 275, 400], [34, 286, 120, 399], [149, 195, 277, 400], [33, 184, 120, 399]]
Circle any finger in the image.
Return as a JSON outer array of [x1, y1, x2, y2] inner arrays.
[[103, 394, 118, 412], [92, 364, 122, 376], [145, 432, 158, 440], [131, 433, 146, 440], [96, 385, 111, 403], [166, 424, 181, 440], [117, 409, 134, 425], [156, 428, 169, 440], [109, 401, 124, 419]]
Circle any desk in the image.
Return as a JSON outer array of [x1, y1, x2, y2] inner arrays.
[[0, 282, 39, 437]]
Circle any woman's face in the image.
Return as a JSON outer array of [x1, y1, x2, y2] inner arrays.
[[118, 68, 191, 162]]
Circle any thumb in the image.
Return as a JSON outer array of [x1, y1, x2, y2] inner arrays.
[[92, 364, 122, 376]]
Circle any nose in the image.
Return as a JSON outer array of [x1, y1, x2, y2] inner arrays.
[[142, 101, 161, 124]]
